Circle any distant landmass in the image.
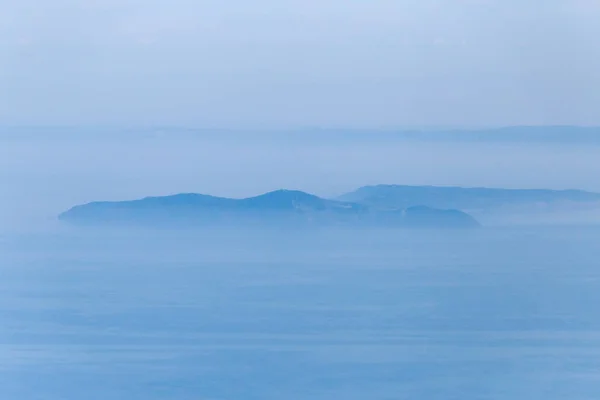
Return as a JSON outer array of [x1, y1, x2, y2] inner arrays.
[[6, 125, 600, 145], [339, 185, 600, 211], [59, 189, 480, 229]]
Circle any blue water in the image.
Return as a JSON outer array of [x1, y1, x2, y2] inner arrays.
[[2, 227, 600, 400]]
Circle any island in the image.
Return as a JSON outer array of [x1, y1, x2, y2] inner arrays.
[[58, 189, 481, 229], [338, 185, 600, 210], [337, 184, 600, 226]]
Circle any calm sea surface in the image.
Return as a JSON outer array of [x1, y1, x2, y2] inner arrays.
[[1, 227, 600, 400]]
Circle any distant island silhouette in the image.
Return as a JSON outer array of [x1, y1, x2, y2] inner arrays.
[[59, 189, 481, 229], [338, 185, 600, 210], [60, 185, 600, 229]]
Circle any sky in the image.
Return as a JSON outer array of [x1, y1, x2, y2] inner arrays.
[[2, 0, 600, 127]]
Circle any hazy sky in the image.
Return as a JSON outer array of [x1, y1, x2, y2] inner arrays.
[[2, 0, 600, 127]]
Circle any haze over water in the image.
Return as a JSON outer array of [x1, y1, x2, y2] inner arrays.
[[1, 129, 600, 398], [2, 226, 600, 399], [2, 131, 600, 228], [3, 0, 600, 397]]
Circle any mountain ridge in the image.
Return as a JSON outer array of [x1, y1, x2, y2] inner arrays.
[[59, 189, 478, 229], [338, 184, 600, 211]]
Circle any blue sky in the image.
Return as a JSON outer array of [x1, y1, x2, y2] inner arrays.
[[2, 0, 600, 127]]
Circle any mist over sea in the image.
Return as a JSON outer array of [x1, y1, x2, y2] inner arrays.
[[2, 130, 600, 228], [4, 0, 600, 396], [2, 225, 600, 400], [2, 131, 600, 399]]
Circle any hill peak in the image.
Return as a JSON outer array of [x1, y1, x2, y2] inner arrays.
[[250, 189, 320, 200]]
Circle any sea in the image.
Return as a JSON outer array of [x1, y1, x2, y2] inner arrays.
[[1, 226, 600, 400]]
